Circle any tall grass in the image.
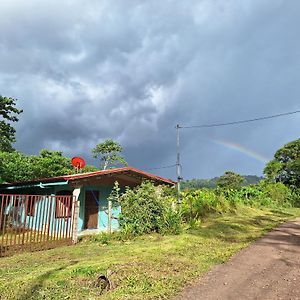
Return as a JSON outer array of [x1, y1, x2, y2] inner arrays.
[[102, 180, 299, 239], [181, 181, 299, 222]]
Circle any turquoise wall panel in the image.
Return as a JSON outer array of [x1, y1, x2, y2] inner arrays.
[[5, 195, 73, 237], [83, 185, 121, 232], [3, 183, 123, 235], [77, 187, 85, 231]]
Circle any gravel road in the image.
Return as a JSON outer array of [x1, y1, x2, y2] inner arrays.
[[175, 218, 300, 300]]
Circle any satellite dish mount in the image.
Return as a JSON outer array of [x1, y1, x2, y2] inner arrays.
[[71, 157, 86, 173]]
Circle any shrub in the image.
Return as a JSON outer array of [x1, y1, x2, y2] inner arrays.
[[291, 189, 300, 207], [88, 232, 112, 244], [181, 181, 298, 222], [118, 181, 181, 236], [181, 189, 233, 221], [158, 206, 182, 235], [258, 181, 294, 208], [221, 182, 297, 208], [234, 185, 265, 206]]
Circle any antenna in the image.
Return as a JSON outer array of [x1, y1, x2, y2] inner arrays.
[[71, 157, 86, 173]]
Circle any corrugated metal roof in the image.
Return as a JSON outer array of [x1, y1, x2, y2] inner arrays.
[[0, 167, 175, 187]]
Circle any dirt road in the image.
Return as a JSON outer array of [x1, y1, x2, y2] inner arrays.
[[175, 218, 300, 300]]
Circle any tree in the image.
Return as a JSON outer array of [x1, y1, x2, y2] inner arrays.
[[0, 96, 23, 152], [216, 171, 245, 190], [30, 149, 75, 179], [264, 139, 300, 188], [92, 139, 128, 170], [181, 175, 262, 190], [0, 151, 32, 183], [0, 150, 73, 183], [0, 149, 98, 183]]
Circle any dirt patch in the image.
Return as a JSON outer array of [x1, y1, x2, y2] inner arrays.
[[175, 217, 300, 300]]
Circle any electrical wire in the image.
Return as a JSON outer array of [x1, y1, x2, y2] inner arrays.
[[140, 110, 300, 172], [179, 109, 300, 129], [141, 164, 177, 171]]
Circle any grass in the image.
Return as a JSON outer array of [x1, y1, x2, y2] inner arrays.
[[0, 206, 299, 299]]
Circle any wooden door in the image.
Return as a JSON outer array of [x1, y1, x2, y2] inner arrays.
[[84, 191, 99, 229]]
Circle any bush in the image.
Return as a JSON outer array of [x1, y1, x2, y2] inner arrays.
[[181, 181, 298, 222], [110, 180, 298, 239], [291, 189, 300, 207], [158, 206, 182, 235], [221, 182, 296, 208], [88, 232, 111, 244], [233, 185, 265, 206], [181, 189, 233, 221], [118, 181, 181, 236], [258, 181, 294, 208]]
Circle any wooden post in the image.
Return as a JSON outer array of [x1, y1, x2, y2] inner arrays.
[[72, 187, 81, 244], [107, 200, 112, 234], [171, 198, 177, 211]]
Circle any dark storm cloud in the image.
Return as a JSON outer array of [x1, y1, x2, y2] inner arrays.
[[0, 0, 299, 179]]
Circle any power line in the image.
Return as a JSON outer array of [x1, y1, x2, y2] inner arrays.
[[142, 164, 177, 171], [179, 109, 300, 129], [137, 110, 299, 179], [145, 164, 177, 171], [174, 109, 300, 201]]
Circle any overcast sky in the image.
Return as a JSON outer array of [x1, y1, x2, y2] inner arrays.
[[0, 0, 299, 180]]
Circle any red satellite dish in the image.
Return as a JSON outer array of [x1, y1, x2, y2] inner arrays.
[[71, 157, 86, 169]]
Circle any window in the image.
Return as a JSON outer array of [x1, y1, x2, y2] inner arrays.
[[55, 191, 73, 218], [26, 196, 36, 216]]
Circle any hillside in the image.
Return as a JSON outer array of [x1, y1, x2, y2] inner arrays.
[[182, 175, 263, 190]]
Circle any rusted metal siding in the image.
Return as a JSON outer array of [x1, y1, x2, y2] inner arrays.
[[0, 194, 77, 258]]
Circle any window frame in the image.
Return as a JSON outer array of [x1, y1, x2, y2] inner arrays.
[[26, 195, 36, 217], [55, 191, 73, 219]]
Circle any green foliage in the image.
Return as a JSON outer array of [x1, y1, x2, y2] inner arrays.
[[0, 151, 32, 183], [264, 138, 300, 188], [30, 149, 75, 178], [88, 232, 112, 245], [242, 175, 264, 186], [0, 149, 98, 183], [232, 185, 265, 206], [220, 181, 298, 209], [92, 139, 128, 170], [80, 227, 130, 245], [158, 206, 182, 235], [81, 164, 99, 173], [182, 175, 262, 190], [291, 189, 300, 207], [0, 96, 23, 152], [108, 181, 121, 209], [181, 181, 299, 223], [118, 181, 181, 236], [258, 181, 296, 207], [181, 189, 231, 221], [217, 171, 245, 190], [1, 206, 299, 300], [182, 178, 218, 190]]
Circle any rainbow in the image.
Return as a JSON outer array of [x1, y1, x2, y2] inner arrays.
[[212, 138, 270, 163]]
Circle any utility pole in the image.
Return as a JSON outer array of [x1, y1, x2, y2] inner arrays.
[[176, 124, 182, 204]]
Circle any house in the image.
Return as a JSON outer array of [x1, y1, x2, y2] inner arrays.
[[0, 167, 175, 242]]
